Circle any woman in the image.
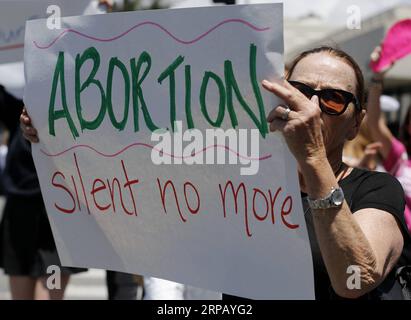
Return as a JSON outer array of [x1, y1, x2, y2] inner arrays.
[[365, 46, 411, 233], [261, 46, 410, 299], [21, 46, 410, 299]]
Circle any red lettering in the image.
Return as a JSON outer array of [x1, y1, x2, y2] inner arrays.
[[51, 171, 76, 214], [74, 152, 90, 214], [90, 178, 111, 211], [107, 177, 121, 212], [71, 175, 81, 211], [51, 155, 140, 217], [269, 187, 282, 224], [218, 180, 252, 237], [157, 178, 186, 222], [281, 196, 299, 229], [183, 182, 200, 214], [121, 160, 139, 216], [252, 188, 269, 221]]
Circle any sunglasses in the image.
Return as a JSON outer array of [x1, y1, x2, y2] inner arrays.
[[288, 80, 360, 116]]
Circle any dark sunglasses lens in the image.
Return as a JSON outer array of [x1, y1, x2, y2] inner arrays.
[[321, 90, 347, 114], [292, 83, 313, 99]]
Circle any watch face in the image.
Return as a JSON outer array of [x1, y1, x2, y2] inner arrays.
[[332, 189, 344, 206]]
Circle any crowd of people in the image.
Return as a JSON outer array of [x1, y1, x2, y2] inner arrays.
[[0, 2, 410, 300]]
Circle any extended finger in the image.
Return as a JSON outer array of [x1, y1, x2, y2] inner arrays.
[[262, 79, 306, 111]]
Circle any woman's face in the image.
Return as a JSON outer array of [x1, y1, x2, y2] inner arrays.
[[288, 52, 365, 157]]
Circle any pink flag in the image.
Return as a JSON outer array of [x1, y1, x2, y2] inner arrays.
[[370, 19, 411, 72]]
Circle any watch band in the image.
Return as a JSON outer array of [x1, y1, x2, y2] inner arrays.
[[307, 187, 344, 210]]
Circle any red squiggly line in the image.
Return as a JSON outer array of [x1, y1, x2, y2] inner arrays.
[[40, 142, 272, 161], [33, 19, 270, 49]]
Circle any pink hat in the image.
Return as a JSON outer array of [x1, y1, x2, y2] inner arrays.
[[370, 19, 411, 73]]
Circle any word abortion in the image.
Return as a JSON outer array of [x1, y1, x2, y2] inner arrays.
[[47, 43, 269, 139]]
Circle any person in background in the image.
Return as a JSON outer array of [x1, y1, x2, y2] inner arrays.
[[0, 83, 22, 195], [343, 95, 401, 172], [365, 45, 411, 233], [343, 120, 380, 170], [0, 0, 141, 301], [0, 86, 87, 299], [106, 271, 143, 300]]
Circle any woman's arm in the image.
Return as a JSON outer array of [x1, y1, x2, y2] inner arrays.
[[302, 157, 403, 298], [365, 47, 395, 160], [263, 79, 404, 299]]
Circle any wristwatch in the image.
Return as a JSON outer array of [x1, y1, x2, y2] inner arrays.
[[307, 187, 345, 210]]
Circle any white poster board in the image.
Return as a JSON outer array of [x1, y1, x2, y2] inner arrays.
[[0, 0, 103, 64], [24, 4, 315, 299]]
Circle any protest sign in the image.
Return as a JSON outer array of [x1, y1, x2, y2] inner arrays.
[[24, 4, 315, 299], [0, 0, 103, 64]]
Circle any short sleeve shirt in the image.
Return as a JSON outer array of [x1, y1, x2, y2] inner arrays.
[[303, 168, 411, 300]]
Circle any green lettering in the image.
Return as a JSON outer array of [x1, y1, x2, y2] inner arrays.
[[185, 65, 194, 129], [200, 71, 226, 127], [106, 57, 130, 130], [75, 47, 107, 131], [48, 51, 79, 138], [224, 43, 268, 137], [249, 43, 268, 137], [130, 51, 159, 132], [158, 55, 184, 131]]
